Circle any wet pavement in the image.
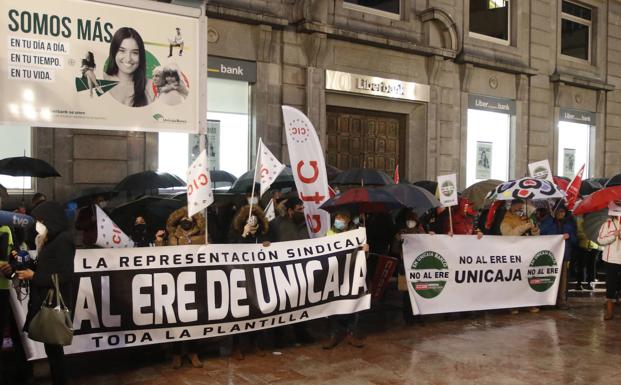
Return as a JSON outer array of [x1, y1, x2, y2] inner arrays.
[[10, 295, 621, 385]]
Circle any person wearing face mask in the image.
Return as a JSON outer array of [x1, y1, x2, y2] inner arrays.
[[391, 209, 425, 324], [130, 216, 153, 248], [11, 201, 75, 385], [75, 195, 108, 248]]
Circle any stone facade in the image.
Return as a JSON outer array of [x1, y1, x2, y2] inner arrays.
[[18, 0, 621, 203]]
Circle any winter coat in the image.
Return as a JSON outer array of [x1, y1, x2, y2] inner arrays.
[[229, 205, 270, 244], [539, 215, 578, 261], [75, 205, 98, 246], [576, 216, 599, 250], [156, 207, 206, 246], [270, 216, 308, 242], [500, 211, 536, 236], [597, 217, 621, 265], [25, 202, 75, 332]]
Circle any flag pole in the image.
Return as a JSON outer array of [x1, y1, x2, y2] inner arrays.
[[448, 206, 454, 234], [249, 138, 261, 221]]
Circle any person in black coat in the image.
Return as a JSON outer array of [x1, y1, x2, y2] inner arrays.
[[16, 201, 75, 385]]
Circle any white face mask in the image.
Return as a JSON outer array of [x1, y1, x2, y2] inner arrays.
[[406, 220, 417, 229], [35, 221, 47, 235], [247, 197, 258, 205]]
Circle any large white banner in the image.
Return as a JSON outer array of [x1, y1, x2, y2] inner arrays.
[[11, 229, 369, 360], [0, 0, 205, 133], [403, 235, 564, 315], [282, 106, 331, 238]]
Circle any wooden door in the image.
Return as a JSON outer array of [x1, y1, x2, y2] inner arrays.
[[326, 107, 405, 175]]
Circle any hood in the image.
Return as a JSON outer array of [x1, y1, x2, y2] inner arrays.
[[32, 201, 69, 240]]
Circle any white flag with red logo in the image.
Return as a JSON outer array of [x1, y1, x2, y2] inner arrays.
[[566, 164, 585, 211], [282, 106, 331, 238], [255, 138, 286, 197], [187, 150, 214, 217], [95, 205, 132, 248]]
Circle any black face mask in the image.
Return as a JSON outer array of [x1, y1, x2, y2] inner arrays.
[[180, 220, 193, 231], [133, 224, 147, 235], [293, 212, 305, 224]]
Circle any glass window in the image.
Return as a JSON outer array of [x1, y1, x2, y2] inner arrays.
[[343, 0, 400, 15], [158, 77, 250, 180], [466, 109, 511, 187], [0, 126, 32, 191], [469, 0, 510, 42], [557, 121, 590, 179], [561, 1, 591, 61]]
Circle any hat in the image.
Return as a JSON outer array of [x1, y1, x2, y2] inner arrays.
[[284, 197, 303, 210]]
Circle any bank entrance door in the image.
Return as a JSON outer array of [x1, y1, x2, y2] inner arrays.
[[326, 107, 405, 175]]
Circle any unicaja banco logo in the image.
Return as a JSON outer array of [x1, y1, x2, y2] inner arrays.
[[409, 251, 449, 299], [440, 180, 455, 198], [527, 250, 558, 292], [153, 113, 164, 122], [533, 166, 548, 179]]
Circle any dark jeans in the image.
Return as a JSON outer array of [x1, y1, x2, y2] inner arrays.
[[577, 248, 597, 285], [171, 340, 199, 355], [328, 313, 360, 339], [605, 262, 621, 300], [44, 343, 66, 385]]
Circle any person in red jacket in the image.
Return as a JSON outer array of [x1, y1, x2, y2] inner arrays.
[[441, 197, 480, 235]]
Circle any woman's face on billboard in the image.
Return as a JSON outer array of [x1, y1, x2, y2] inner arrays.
[[115, 37, 140, 76]]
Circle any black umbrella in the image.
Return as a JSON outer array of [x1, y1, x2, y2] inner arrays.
[[109, 196, 186, 234], [210, 170, 237, 185], [66, 187, 118, 208], [228, 166, 295, 194], [332, 168, 394, 186], [114, 171, 185, 191], [0, 156, 60, 177], [326, 164, 342, 182], [379, 184, 441, 216], [0, 184, 8, 201], [606, 174, 621, 187], [580, 179, 604, 196], [412, 180, 438, 195]]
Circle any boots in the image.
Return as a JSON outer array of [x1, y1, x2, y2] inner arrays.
[[188, 352, 203, 368], [605, 300, 615, 321], [171, 354, 182, 369]]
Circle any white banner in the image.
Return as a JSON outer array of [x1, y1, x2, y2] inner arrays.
[[0, 0, 205, 133], [282, 106, 331, 238], [437, 174, 458, 207], [403, 235, 564, 315], [528, 160, 554, 182], [95, 205, 132, 248], [186, 150, 213, 217], [256, 138, 285, 197]]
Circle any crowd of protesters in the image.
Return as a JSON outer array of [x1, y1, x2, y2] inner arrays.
[[0, 183, 615, 384]]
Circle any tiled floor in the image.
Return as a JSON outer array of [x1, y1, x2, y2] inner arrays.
[[19, 296, 621, 385]]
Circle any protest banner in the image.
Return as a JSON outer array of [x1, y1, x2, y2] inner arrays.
[[11, 228, 370, 360], [283, 106, 331, 238], [0, 0, 206, 133], [402, 234, 564, 315], [186, 150, 213, 217], [437, 174, 458, 207], [528, 160, 554, 182]]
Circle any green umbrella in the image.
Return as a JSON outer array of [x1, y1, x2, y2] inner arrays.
[[583, 208, 609, 244], [461, 179, 503, 210]]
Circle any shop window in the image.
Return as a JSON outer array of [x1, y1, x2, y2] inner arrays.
[[466, 109, 511, 187], [0, 127, 32, 191], [561, 1, 592, 61], [469, 0, 510, 44], [557, 121, 591, 179], [343, 0, 400, 18]]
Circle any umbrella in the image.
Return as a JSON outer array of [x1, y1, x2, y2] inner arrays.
[[210, 170, 237, 185], [0, 184, 8, 201], [461, 179, 503, 210], [228, 166, 295, 194], [332, 168, 394, 186], [66, 187, 118, 208], [378, 184, 441, 216], [574, 185, 621, 215], [490, 177, 564, 201], [412, 180, 438, 195], [0, 156, 60, 177], [114, 171, 185, 191], [583, 208, 609, 244], [326, 164, 342, 182], [580, 179, 603, 196], [109, 196, 185, 234], [319, 187, 404, 214], [553, 176, 570, 192], [605, 174, 621, 187]]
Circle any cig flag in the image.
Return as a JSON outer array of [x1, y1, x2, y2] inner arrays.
[[566, 164, 585, 211], [187, 150, 214, 217], [255, 138, 286, 197], [282, 106, 331, 238], [95, 206, 132, 248]]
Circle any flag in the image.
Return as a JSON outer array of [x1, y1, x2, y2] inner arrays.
[[255, 138, 286, 197], [95, 206, 132, 248], [264, 199, 276, 222], [394, 164, 399, 184], [566, 164, 585, 211], [187, 150, 214, 217], [282, 106, 331, 238]]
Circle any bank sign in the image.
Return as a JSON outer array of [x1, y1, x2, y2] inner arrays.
[[560, 108, 595, 125], [0, 0, 206, 133], [325, 70, 430, 102], [468, 94, 516, 115]]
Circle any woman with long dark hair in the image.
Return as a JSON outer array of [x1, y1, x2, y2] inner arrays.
[[104, 27, 153, 107], [81, 51, 103, 97]]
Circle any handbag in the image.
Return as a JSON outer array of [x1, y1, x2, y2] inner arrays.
[[27, 273, 73, 346]]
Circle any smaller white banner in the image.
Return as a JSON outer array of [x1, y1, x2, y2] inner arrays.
[[437, 174, 458, 207], [186, 150, 214, 217], [403, 234, 564, 315], [95, 206, 132, 248], [528, 160, 554, 182], [256, 138, 285, 197]]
